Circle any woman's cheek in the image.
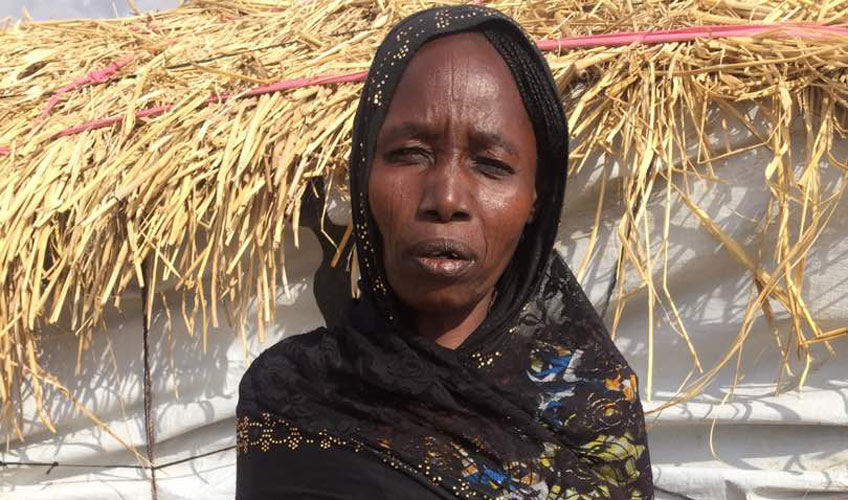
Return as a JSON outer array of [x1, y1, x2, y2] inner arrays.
[[370, 167, 414, 263], [478, 187, 532, 284]]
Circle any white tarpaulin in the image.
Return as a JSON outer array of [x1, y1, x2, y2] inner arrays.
[[0, 0, 179, 21], [1, 43, 846, 500]]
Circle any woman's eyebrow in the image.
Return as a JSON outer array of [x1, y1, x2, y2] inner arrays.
[[468, 129, 520, 157], [379, 121, 438, 145], [380, 122, 520, 157]]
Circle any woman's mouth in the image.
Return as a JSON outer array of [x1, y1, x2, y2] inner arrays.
[[408, 239, 476, 278]]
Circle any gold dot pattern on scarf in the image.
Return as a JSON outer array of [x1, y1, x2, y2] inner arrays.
[[471, 350, 503, 369], [238, 413, 497, 498], [237, 413, 364, 454]]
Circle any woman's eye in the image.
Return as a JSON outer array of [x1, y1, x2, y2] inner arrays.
[[475, 157, 515, 178], [385, 147, 430, 164]]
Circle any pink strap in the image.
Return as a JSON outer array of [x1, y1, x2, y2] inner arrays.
[[39, 54, 135, 119], [3, 22, 845, 155], [536, 22, 847, 50]]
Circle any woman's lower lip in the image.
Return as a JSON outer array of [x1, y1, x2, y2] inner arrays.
[[413, 256, 473, 277]]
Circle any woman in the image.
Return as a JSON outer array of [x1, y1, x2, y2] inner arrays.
[[237, 5, 653, 499]]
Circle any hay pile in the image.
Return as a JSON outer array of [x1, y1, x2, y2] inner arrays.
[[0, 0, 846, 436]]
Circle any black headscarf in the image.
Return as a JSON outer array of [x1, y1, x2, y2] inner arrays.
[[238, 5, 653, 499]]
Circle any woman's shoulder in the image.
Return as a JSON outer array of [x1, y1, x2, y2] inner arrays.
[[246, 327, 331, 369], [253, 326, 328, 360], [237, 328, 330, 414]]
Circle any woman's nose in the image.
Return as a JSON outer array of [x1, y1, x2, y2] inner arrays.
[[418, 160, 471, 223]]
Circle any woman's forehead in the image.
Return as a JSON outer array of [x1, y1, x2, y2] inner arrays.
[[394, 32, 514, 100], [379, 32, 534, 146]]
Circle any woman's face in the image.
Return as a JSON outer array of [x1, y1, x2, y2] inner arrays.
[[368, 33, 537, 317]]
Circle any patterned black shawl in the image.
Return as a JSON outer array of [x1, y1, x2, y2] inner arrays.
[[238, 5, 653, 499]]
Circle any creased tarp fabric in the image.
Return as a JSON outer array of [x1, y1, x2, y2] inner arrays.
[[236, 5, 652, 499]]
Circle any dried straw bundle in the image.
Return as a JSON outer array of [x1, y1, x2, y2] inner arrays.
[[0, 0, 845, 436]]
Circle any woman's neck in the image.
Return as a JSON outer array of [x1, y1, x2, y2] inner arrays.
[[412, 291, 493, 350]]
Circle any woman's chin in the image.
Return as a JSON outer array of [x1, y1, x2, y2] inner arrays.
[[398, 288, 487, 316]]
